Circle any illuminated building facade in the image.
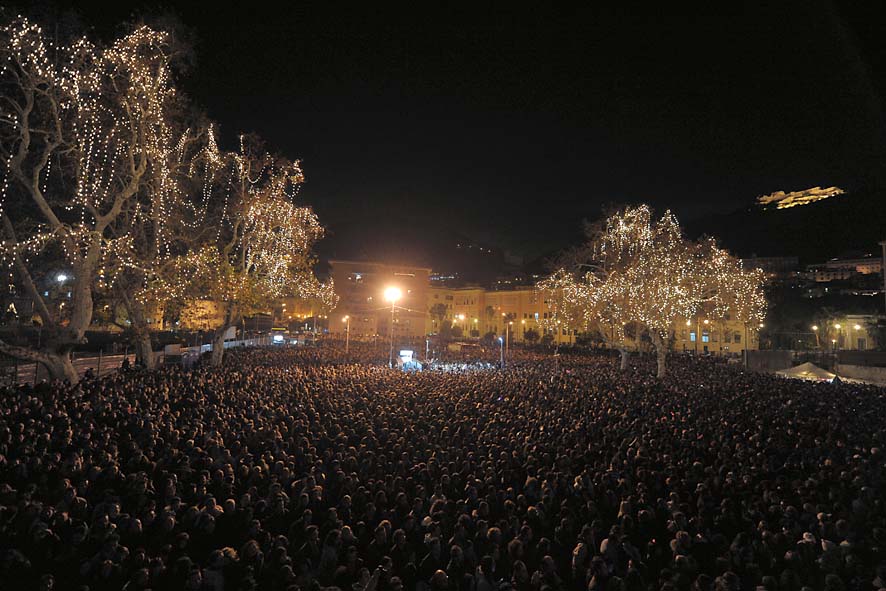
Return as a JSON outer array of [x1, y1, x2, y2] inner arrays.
[[427, 286, 576, 345], [672, 315, 760, 354], [326, 261, 763, 353]]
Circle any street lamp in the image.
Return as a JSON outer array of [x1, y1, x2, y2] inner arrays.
[[342, 315, 350, 355], [56, 273, 68, 283], [834, 323, 842, 350], [498, 336, 504, 369], [384, 286, 402, 368], [456, 313, 465, 336], [853, 324, 862, 350], [812, 325, 820, 348]]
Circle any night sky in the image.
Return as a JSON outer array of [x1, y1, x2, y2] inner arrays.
[[22, 1, 886, 265]]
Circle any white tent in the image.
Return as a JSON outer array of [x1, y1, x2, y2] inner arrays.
[[776, 362, 837, 382]]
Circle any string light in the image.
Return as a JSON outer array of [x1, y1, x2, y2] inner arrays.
[[540, 205, 767, 370]]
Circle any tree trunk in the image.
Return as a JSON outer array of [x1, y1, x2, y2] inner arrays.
[[211, 329, 227, 366], [43, 353, 78, 383], [135, 332, 156, 370], [619, 348, 630, 370], [127, 301, 157, 370], [656, 346, 667, 378], [0, 340, 78, 383], [650, 331, 668, 378]]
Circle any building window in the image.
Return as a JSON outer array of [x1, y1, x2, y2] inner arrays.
[[701, 331, 709, 343], [734, 333, 741, 343], [690, 332, 696, 342]]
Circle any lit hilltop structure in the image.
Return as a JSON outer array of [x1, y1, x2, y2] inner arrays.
[[757, 186, 845, 209]]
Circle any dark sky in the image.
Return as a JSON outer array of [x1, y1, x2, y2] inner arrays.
[[25, 1, 886, 263]]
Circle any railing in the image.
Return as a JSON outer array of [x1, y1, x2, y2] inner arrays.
[[0, 352, 136, 386], [0, 335, 289, 386]]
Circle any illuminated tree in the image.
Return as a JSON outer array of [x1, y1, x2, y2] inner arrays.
[[537, 268, 584, 351], [0, 18, 182, 381], [625, 210, 697, 377], [545, 208, 654, 369], [694, 237, 767, 341], [545, 205, 766, 378], [105, 123, 221, 368], [180, 136, 336, 366]]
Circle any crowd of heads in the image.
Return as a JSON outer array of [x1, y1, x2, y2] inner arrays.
[[1, 343, 886, 591]]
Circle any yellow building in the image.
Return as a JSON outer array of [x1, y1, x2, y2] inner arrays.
[[427, 286, 576, 345], [672, 315, 760, 354], [816, 315, 879, 351], [324, 261, 761, 353]]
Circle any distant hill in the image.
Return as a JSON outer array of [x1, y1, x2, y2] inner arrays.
[[684, 187, 886, 264]]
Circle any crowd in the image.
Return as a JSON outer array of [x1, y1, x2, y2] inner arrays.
[[1, 343, 885, 591]]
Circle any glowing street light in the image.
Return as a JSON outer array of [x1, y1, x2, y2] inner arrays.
[[384, 287, 402, 368], [56, 273, 68, 283], [812, 325, 820, 348], [498, 336, 504, 369], [342, 315, 350, 355]]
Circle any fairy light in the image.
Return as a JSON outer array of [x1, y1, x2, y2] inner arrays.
[[1, 17, 334, 353], [540, 204, 767, 364]]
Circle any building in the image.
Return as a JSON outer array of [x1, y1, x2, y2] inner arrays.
[[806, 255, 883, 282], [329, 260, 431, 339], [327, 260, 764, 353], [426, 285, 574, 344], [740, 256, 799, 281], [814, 315, 880, 351], [672, 315, 760, 354]]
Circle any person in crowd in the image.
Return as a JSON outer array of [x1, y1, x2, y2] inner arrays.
[[1, 341, 885, 591]]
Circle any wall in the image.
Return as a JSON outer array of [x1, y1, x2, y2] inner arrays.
[[836, 364, 886, 385]]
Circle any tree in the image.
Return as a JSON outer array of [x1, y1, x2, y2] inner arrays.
[[537, 269, 583, 354], [429, 302, 447, 331], [180, 136, 335, 366], [104, 114, 219, 369], [543, 205, 766, 378], [524, 327, 540, 343], [695, 238, 767, 353], [484, 305, 495, 332], [865, 317, 886, 351], [0, 19, 181, 381]]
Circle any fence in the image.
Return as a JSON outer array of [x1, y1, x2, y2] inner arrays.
[[1, 335, 289, 386], [0, 351, 136, 387]]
